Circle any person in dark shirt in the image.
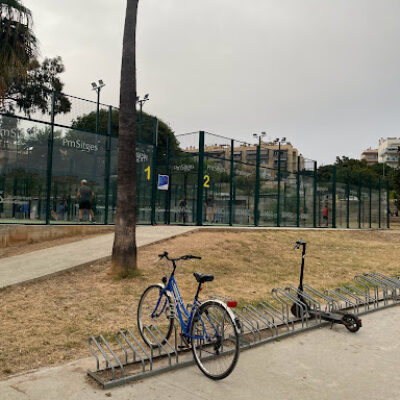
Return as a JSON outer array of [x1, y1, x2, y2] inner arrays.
[[178, 196, 187, 223], [77, 179, 95, 222]]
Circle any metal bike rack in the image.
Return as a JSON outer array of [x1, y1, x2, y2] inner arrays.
[[88, 324, 195, 389], [87, 272, 400, 389], [303, 284, 340, 312]]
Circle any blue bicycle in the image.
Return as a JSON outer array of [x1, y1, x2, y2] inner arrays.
[[137, 252, 240, 380]]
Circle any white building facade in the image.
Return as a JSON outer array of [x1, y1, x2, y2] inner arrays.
[[378, 137, 400, 169]]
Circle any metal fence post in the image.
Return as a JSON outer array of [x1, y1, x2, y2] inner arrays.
[[332, 166, 336, 228], [296, 157, 301, 227], [12, 176, 17, 218], [277, 145, 281, 227], [150, 118, 158, 225], [358, 173, 362, 229], [229, 139, 234, 226], [45, 91, 56, 225], [254, 144, 261, 226], [386, 179, 390, 229], [104, 106, 112, 225], [313, 161, 317, 228], [346, 171, 350, 228], [369, 176, 372, 229], [0, 177, 4, 217], [378, 177, 381, 228], [164, 136, 170, 224], [196, 131, 205, 226]]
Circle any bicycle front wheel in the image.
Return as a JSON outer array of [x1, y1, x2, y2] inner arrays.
[[190, 300, 240, 380], [137, 284, 174, 348]]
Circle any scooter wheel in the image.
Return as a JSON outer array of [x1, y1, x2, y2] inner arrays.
[[290, 303, 302, 318], [342, 313, 362, 333]]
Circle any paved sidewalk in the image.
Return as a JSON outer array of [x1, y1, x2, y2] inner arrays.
[[0, 225, 376, 289], [1, 306, 399, 400], [0, 226, 198, 289]]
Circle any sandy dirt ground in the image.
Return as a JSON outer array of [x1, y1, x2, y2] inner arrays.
[[1, 229, 400, 378]]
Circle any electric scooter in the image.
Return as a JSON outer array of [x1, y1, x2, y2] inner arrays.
[[290, 239, 362, 333]]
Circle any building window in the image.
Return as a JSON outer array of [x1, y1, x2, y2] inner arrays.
[[246, 150, 257, 163], [233, 151, 242, 161], [260, 150, 269, 164]]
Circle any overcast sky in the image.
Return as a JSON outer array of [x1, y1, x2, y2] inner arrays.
[[23, 0, 400, 164]]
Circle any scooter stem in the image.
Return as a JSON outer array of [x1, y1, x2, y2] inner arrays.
[[298, 242, 307, 292]]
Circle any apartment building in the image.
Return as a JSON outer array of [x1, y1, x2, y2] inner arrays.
[[360, 148, 378, 165], [190, 141, 304, 173], [378, 138, 400, 169]]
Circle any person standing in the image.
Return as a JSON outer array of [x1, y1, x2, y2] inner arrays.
[[57, 198, 69, 221], [178, 196, 187, 223], [205, 195, 215, 223], [77, 179, 95, 222], [323, 204, 329, 227]]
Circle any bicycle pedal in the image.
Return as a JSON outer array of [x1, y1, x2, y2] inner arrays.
[[177, 345, 190, 349]]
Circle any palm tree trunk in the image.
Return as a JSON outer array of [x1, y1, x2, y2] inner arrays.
[[111, 0, 139, 276]]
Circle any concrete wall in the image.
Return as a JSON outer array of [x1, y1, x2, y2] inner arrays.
[[0, 225, 114, 248]]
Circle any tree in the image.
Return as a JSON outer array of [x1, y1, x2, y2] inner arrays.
[[71, 109, 179, 160], [0, 0, 37, 99], [2, 56, 71, 116], [155, 117, 180, 161], [318, 156, 393, 187], [391, 168, 400, 210], [1, 1, 70, 115], [111, 0, 139, 276], [72, 109, 119, 135]]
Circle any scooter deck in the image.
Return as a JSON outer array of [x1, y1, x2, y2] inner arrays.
[[308, 310, 347, 322]]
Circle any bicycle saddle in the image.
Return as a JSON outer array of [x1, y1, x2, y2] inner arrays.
[[193, 272, 214, 283]]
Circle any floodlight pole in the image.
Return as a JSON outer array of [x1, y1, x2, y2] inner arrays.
[[277, 140, 281, 227], [137, 94, 150, 124], [136, 94, 150, 141], [274, 137, 286, 227], [139, 101, 144, 123], [252, 132, 266, 227], [96, 88, 100, 134], [91, 80, 105, 184], [92, 80, 106, 134]]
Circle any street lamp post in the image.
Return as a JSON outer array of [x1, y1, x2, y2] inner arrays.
[[91, 80, 106, 134]]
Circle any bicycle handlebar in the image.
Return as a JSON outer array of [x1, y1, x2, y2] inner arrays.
[[158, 251, 202, 262]]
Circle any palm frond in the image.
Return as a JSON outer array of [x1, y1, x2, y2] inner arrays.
[[0, 0, 37, 100]]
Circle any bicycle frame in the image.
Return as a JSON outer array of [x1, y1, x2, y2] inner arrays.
[[151, 268, 214, 341]]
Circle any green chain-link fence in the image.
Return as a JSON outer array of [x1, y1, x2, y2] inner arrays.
[[0, 93, 390, 228]]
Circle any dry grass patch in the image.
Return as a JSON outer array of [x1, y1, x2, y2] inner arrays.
[[0, 229, 400, 378]]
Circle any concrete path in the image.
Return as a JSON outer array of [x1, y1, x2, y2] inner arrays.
[[1, 306, 399, 400], [0, 226, 198, 289], [0, 225, 383, 289]]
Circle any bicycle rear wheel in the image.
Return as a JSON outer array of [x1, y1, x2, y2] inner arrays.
[[137, 284, 174, 348], [190, 300, 239, 380]]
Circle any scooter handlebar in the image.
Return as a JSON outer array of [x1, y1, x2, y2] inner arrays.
[[293, 238, 306, 249]]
